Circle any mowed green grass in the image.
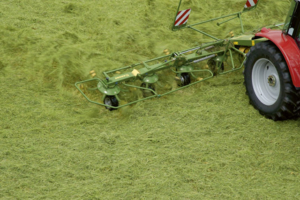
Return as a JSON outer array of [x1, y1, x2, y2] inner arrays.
[[0, 0, 300, 199]]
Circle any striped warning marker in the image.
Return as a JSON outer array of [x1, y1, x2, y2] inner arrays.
[[174, 8, 191, 27], [244, 0, 258, 8]]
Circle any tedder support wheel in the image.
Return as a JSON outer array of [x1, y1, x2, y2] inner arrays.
[[179, 73, 191, 86], [104, 96, 119, 111], [244, 41, 298, 120]]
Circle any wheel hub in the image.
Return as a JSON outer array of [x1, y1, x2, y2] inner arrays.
[[104, 98, 112, 106], [267, 75, 276, 87]]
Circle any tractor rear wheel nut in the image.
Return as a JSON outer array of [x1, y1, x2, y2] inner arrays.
[[267, 75, 276, 87]]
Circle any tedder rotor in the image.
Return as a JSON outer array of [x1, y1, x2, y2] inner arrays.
[[76, 0, 300, 120]]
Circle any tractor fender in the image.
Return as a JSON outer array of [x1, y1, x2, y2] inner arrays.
[[255, 28, 300, 88]]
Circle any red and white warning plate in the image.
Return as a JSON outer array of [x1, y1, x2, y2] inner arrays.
[[244, 0, 258, 9], [174, 8, 191, 27]]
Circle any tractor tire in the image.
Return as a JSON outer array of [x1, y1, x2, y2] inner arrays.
[[244, 41, 299, 120]]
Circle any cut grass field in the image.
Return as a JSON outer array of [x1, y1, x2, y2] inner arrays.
[[1, 0, 300, 199]]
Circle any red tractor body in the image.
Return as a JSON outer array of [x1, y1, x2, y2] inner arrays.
[[255, 29, 300, 88]]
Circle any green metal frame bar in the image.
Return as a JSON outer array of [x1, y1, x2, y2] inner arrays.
[[186, 12, 245, 38], [171, 0, 263, 38], [238, 13, 245, 33], [187, 26, 220, 41], [188, 12, 241, 27]]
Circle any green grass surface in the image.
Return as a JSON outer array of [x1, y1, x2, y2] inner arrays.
[[1, 0, 300, 199]]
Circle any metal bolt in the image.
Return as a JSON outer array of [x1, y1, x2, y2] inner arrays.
[[268, 75, 276, 87]]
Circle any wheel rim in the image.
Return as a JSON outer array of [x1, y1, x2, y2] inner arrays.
[[180, 75, 185, 85], [104, 97, 112, 107], [252, 58, 280, 106]]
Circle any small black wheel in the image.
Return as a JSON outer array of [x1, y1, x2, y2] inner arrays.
[[141, 83, 155, 97], [179, 73, 191, 86], [104, 96, 119, 111], [244, 41, 298, 120]]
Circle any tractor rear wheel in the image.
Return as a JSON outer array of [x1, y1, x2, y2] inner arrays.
[[244, 41, 298, 120]]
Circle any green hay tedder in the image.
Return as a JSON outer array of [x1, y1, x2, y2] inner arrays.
[[76, 0, 300, 121]]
